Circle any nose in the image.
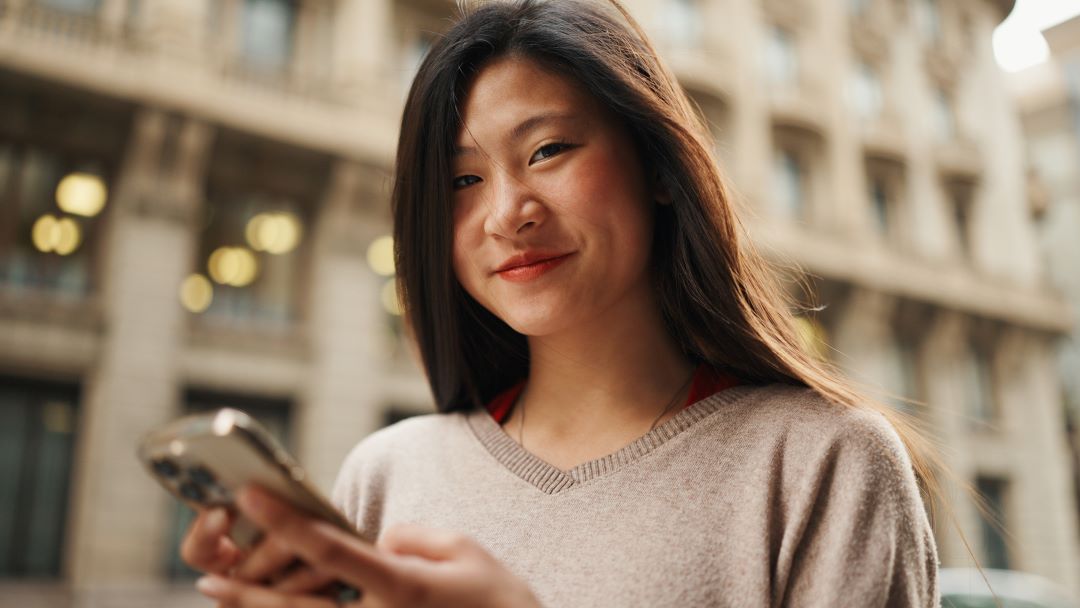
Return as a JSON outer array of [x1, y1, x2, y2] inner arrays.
[[482, 170, 545, 239]]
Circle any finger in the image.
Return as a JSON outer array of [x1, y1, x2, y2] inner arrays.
[[377, 523, 473, 562], [197, 575, 336, 608], [232, 536, 299, 583], [181, 508, 241, 574], [272, 565, 338, 594], [236, 485, 401, 598]]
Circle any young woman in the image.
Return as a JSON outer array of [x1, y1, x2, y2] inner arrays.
[[184, 1, 939, 606]]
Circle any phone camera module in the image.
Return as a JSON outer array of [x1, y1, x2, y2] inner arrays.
[[189, 465, 217, 487], [179, 480, 206, 503], [152, 458, 181, 479]]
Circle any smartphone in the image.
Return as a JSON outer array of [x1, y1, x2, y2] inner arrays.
[[136, 407, 357, 550]]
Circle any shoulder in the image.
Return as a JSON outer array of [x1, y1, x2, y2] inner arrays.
[[711, 384, 923, 509], [331, 412, 467, 528], [722, 383, 911, 466], [335, 411, 466, 480]]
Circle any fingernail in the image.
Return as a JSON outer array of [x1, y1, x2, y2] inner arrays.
[[236, 485, 262, 514], [196, 575, 229, 597], [205, 508, 226, 533]]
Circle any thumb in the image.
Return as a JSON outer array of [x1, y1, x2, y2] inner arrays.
[[377, 524, 474, 562]]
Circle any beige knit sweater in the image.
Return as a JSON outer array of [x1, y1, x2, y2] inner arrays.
[[331, 384, 939, 607]]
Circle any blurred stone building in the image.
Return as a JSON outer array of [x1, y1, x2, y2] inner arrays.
[[1010, 11, 1080, 576], [0, 0, 1075, 605]]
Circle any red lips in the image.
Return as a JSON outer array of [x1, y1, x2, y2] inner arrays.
[[493, 251, 575, 283]]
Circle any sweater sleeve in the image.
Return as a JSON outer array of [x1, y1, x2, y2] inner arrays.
[[777, 410, 939, 608], [330, 433, 390, 544]]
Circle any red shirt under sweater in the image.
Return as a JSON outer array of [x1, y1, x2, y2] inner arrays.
[[485, 364, 740, 424]]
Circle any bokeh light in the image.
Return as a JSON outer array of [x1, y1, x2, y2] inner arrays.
[[245, 211, 302, 254], [380, 279, 402, 316], [31, 214, 81, 255], [207, 246, 259, 287], [55, 172, 107, 217], [179, 274, 214, 313], [367, 235, 395, 276]]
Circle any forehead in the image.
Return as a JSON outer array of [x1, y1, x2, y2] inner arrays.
[[456, 56, 603, 144]]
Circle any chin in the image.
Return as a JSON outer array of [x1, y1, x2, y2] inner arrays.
[[498, 302, 578, 337]]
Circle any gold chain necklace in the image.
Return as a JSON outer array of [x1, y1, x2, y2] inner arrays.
[[517, 369, 696, 451]]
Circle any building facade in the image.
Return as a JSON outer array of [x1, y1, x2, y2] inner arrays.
[[0, 0, 1075, 605], [1011, 12, 1080, 583]]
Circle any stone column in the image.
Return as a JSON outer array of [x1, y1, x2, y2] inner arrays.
[[332, 0, 392, 95], [999, 329, 1080, 595], [828, 288, 897, 395], [296, 161, 391, 493], [918, 310, 977, 567], [67, 110, 213, 591]]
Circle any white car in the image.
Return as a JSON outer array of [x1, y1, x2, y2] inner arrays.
[[940, 568, 1077, 608]]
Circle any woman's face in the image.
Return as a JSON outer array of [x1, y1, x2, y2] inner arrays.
[[451, 56, 657, 337]]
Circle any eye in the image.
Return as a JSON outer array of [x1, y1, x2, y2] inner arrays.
[[453, 175, 482, 190], [529, 142, 574, 165]]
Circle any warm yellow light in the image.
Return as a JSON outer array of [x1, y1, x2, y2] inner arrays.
[[32, 215, 59, 252], [380, 279, 403, 316], [54, 217, 81, 255], [208, 246, 259, 287], [31, 214, 81, 255], [794, 317, 828, 360], [245, 212, 302, 255], [180, 273, 214, 313], [56, 172, 107, 217], [367, 235, 395, 276]]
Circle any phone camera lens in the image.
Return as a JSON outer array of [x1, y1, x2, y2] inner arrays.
[[179, 481, 206, 503], [189, 466, 217, 487], [152, 458, 180, 479]]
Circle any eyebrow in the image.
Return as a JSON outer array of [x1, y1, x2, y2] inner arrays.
[[453, 112, 577, 156]]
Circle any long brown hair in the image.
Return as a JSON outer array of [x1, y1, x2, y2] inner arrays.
[[392, 0, 943, 510]]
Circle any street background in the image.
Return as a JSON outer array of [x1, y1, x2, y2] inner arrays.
[[0, 0, 1079, 605]]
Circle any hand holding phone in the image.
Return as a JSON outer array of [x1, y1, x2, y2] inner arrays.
[[137, 408, 361, 599]]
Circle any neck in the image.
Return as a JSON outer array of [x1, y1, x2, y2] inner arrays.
[[506, 289, 695, 445]]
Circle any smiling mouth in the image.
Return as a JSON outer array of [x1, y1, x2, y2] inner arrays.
[[494, 253, 575, 282]]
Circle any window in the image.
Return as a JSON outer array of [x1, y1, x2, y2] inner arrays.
[[685, 90, 732, 167], [666, 0, 702, 48], [848, 0, 871, 16], [771, 148, 804, 219], [194, 191, 307, 328], [165, 391, 292, 580], [849, 63, 884, 122], [933, 89, 956, 142], [764, 26, 799, 90], [975, 476, 1011, 569], [946, 178, 975, 259], [865, 157, 905, 240], [964, 344, 997, 425], [195, 133, 327, 330], [38, 0, 101, 15], [401, 29, 435, 89], [883, 339, 921, 414], [240, 0, 298, 72], [0, 143, 110, 299], [0, 377, 79, 578], [914, 0, 942, 42]]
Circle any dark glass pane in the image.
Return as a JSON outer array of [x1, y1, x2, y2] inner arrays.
[[24, 402, 76, 576], [0, 393, 28, 575], [975, 477, 1010, 570], [0, 378, 78, 579], [39, 0, 101, 15], [241, 0, 297, 71]]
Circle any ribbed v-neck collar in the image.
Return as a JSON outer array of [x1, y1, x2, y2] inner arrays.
[[465, 385, 753, 495]]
